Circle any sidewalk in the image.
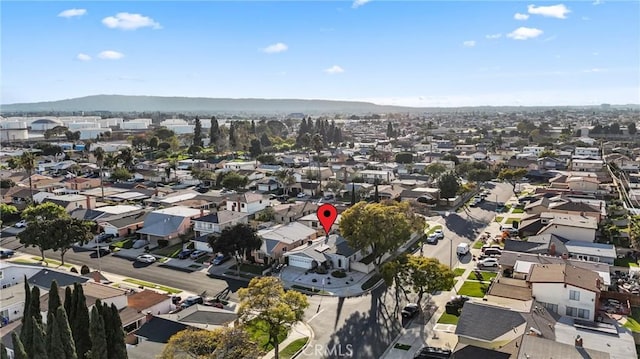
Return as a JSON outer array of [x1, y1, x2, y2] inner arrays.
[[262, 321, 314, 359], [113, 246, 207, 272]]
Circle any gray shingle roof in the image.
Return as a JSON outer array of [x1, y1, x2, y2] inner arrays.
[[455, 302, 526, 341]]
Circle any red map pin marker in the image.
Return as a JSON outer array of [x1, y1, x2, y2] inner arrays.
[[317, 203, 338, 236]]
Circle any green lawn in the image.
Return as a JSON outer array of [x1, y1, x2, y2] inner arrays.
[[246, 319, 288, 352], [437, 312, 460, 325], [393, 343, 412, 351], [31, 257, 72, 268], [152, 243, 184, 258], [615, 257, 639, 267], [467, 271, 497, 282], [112, 238, 133, 249], [473, 241, 484, 249], [279, 337, 309, 359], [495, 216, 504, 222], [624, 307, 640, 333], [504, 218, 520, 226], [229, 263, 269, 275], [453, 268, 466, 277], [511, 208, 524, 214], [457, 281, 490, 298], [123, 278, 182, 294]]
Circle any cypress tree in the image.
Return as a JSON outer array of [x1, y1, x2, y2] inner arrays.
[[97, 303, 111, 357], [19, 279, 32, 352], [46, 311, 66, 359], [108, 303, 127, 359], [72, 284, 92, 358], [209, 116, 220, 149], [1, 343, 8, 359], [56, 306, 78, 359], [48, 280, 61, 315], [45, 311, 56, 354], [31, 317, 48, 359], [88, 307, 108, 359], [21, 277, 30, 326], [64, 286, 75, 323], [30, 286, 42, 325], [11, 332, 28, 359]]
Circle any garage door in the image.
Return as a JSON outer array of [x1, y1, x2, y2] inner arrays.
[[287, 255, 313, 269]]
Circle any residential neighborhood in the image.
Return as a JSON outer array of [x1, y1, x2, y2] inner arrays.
[[1, 106, 639, 359]]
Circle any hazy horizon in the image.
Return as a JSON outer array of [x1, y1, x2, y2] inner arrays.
[[2, 1, 639, 107]]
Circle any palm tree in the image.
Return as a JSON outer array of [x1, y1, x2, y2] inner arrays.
[[93, 147, 105, 200], [311, 134, 324, 197], [275, 169, 296, 196], [118, 147, 134, 170], [19, 151, 36, 203]]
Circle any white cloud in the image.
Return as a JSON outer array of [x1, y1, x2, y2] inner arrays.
[[262, 43, 288, 54], [352, 0, 371, 9], [485, 33, 502, 39], [97, 50, 125, 60], [58, 9, 86, 18], [76, 53, 91, 61], [514, 13, 530, 20], [527, 4, 571, 19], [102, 13, 161, 30], [463, 40, 476, 47], [324, 65, 345, 74], [507, 27, 544, 40], [583, 68, 607, 73], [593, 0, 603, 5]]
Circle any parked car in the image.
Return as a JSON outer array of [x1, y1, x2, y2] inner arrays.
[[456, 243, 470, 257], [14, 220, 27, 228], [95, 247, 111, 256], [478, 258, 499, 268], [0, 249, 15, 259], [481, 244, 502, 253], [433, 229, 444, 239], [212, 253, 231, 265], [296, 192, 306, 198], [178, 249, 194, 259], [401, 303, 420, 318], [482, 248, 502, 257], [496, 203, 506, 212], [190, 250, 207, 260], [414, 346, 452, 359], [180, 295, 204, 308], [447, 295, 470, 308], [96, 233, 115, 243], [132, 240, 149, 249], [425, 234, 439, 244], [136, 254, 157, 264]]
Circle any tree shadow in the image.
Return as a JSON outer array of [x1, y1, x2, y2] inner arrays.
[[444, 213, 484, 239]]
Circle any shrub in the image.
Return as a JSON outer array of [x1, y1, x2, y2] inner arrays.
[[80, 265, 90, 275], [331, 270, 347, 278], [70, 267, 78, 273]]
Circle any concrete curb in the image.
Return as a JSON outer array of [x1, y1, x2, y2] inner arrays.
[[291, 321, 315, 359]]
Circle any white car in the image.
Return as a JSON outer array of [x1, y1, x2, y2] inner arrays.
[[296, 193, 306, 198], [14, 220, 27, 228], [136, 254, 157, 264], [478, 258, 499, 268], [433, 229, 444, 239]]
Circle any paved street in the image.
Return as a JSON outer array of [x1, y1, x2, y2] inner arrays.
[[1, 182, 512, 359]]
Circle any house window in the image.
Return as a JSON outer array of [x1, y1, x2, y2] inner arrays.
[[539, 302, 558, 314], [311, 222, 318, 228], [569, 290, 580, 301], [241, 203, 246, 208], [282, 247, 287, 252], [566, 306, 590, 319]]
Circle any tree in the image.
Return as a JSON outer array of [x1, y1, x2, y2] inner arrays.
[[340, 201, 422, 267], [229, 122, 237, 149], [383, 256, 455, 306], [160, 327, 263, 359], [88, 307, 107, 359], [238, 277, 309, 359], [209, 224, 261, 275], [210, 116, 220, 150], [105, 304, 127, 359], [19, 151, 36, 203], [46, 311, 66, 359], [48, 217, 94, 265], [56, 306, 78, 359], [117, 147, 135, 170], [311, 133, 324, 196], [437, 172, 460, 201], [424, 163, 447, 179], [274, 169, 295, 195], [628, 122, 637, 135], [249, 139, 262, 158], [12, 332, 28, 359], [93, 147, 106, 200], [64, 286, 75, 324], [110, 168, 132, 181], [31, 317, 47, 359], [395, 152, 413, 164], [260, 133, 272, 147], [221, 172, 248, 190], [193, 117, 203, 148], [0, 203, 17, 227], [148, 136, 159, 150], [0, 343, 7, 359], [72, 283, 92, 358], [18, 202, 69, 261], [48, 280, 62, 315], [467, 168, 494, 183], [386, 122, 395, 138], [497, 168, 528, 197], [538, 149, 556, 158]]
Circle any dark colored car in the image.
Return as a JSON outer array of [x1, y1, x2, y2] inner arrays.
[[212, 254, 230, 265], [0, 250, 15, 259], [447, 295, 470, 309], [414, 346, 452, 359], [96, 233, 115, 243], [95, 247, 111, 256], [178, 249, 194, 259], [401, 303, 420, 318], [180, 295, 204, 308]]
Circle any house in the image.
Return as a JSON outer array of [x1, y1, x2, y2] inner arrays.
[[28, 268, 89, 290], [373, 184, 403, 201], [518, 212, 598, 242], [222, 161, 256, 171], [99, 211, 148, 238], [255, 222, 317, 264], [225, 192, 268, 215], [191, 211, 250, 252], [283, 234, 362, 272], [0, 263, 42, 324], [64, 177, 101, 191], [573, 147, 601, 159], [571, 159, 604, 172], [357, 169, 395, 184], [537, 157, 567, 170], [160, 304, 237, 329], [504, 234, 616, 265], [565, 175, 600, 193], [123, 290, 174, 334], [548, 200, 603, 222], [505, 158, 538, 171], [256, 177, 280, 192], [522, 146, 545, 157], [43, 194, 95, 211], [271, 202, 318, 224], [40, 281, 129, 319], [136, 206, 207, 246], [528, 263, 604, 321], [298, 213, 342, 235]]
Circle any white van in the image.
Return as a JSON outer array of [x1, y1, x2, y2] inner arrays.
[[456, 243, 470, 256]]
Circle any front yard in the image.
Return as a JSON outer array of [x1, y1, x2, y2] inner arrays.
[[437, 312, 460, 325], [457, 281, 490, 298]]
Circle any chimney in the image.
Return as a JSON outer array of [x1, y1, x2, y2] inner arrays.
[[145, 311, 153, 323], [549, 242, 556, 256], [200, 208, 204, 217], [575, 335, 583, 347], [92, 271, 101, 283], [86, 195, 92, 209]]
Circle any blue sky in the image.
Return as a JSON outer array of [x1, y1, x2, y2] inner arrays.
[[2, 1, 639, 107]]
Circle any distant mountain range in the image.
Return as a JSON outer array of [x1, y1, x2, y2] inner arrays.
[[1, 95, 637, 115]]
